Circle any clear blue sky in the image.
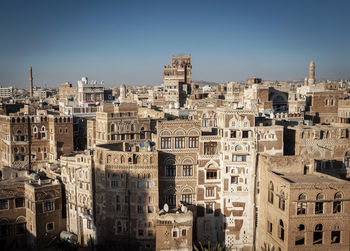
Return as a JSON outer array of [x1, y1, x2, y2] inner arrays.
[[1, 0, 349, 87]]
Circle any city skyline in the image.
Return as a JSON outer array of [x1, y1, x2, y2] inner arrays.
[[1, 0, 350, 87]]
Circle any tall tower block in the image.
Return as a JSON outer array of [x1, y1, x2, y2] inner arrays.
[[308, 61, 315, 85], [29, 66, 33, 97]]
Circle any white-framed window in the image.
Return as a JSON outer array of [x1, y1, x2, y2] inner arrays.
[[181, 194, 192, 205], [172, 229, 178, 238], [232, 155, 247, 162], [206, 170, 218, 180], [205, 187, 215, 198], [43, 201, 54, 212], [146, 181, 152, 188]]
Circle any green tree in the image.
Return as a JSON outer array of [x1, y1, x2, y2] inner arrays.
[[193, 241, 231, 251]]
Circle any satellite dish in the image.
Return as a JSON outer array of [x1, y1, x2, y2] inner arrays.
[[181, 204, 185, 213], [163, 203, 169, 212]]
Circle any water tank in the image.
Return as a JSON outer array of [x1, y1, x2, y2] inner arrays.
[[29, 173, 40, 181], [60, 231, 78, 244], [81, 77, 88, 84]]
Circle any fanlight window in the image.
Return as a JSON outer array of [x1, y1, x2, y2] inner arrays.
[[315, 193, 324, 214], [297, 194, 307, 215], [268, 181, 274, 204], [333, 192, 343, 214]]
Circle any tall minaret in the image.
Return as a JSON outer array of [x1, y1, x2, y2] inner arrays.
[[308, 61, 315, 85], [119, 83, 126, 102], [29, 66, 33, 98]]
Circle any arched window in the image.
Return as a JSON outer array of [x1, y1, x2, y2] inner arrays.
[[333, 192, 343, 213], [315, 193, 324, 214], [278, 220, 284, 241], [297, 194, 307, 215], [295, 224, 305, 245], [135, 155, 141, 164], [344, 152, 350, 168], [17, 130, 22, 135], [41, 126, 46, 139], [268, 181, 274, 204], [313, 224, 323, 245], [17, 118, 20, 123], [331, 226, 341, 244], [111, 124, 115, 132], [107, 155, 111, 164], [131, 124, 134, 131], [235, 145, 243, 151], [0, 218, 10, 236], [33, 126, 37, 133], [278, 192, 285, 211]]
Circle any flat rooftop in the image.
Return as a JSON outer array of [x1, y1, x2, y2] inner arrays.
[[272, 172, 347, 184]]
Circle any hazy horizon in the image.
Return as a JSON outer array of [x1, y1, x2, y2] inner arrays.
[[1, 0, 350, 87]]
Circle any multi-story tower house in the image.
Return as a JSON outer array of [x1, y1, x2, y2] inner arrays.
[[0, 112, 73, 170], [214, 108, 257, 249], [0, 167, 65, 249], [258, 155, 350, 251], [60, 151, 95, 246], [338, 98, 350, 124], [93, 142, 159, 250], [87, 102, 153, 149], [77, 77, 105, 108], [285, 123, 350, 179], [163, 54, 192, 108], [156, 106, 284, 250], [156, 205, 193, 251], [287, 92, 306, 114], [157, 120, 200, 209], [58, 82, 77, 102], [306, 91, 345, 124]]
